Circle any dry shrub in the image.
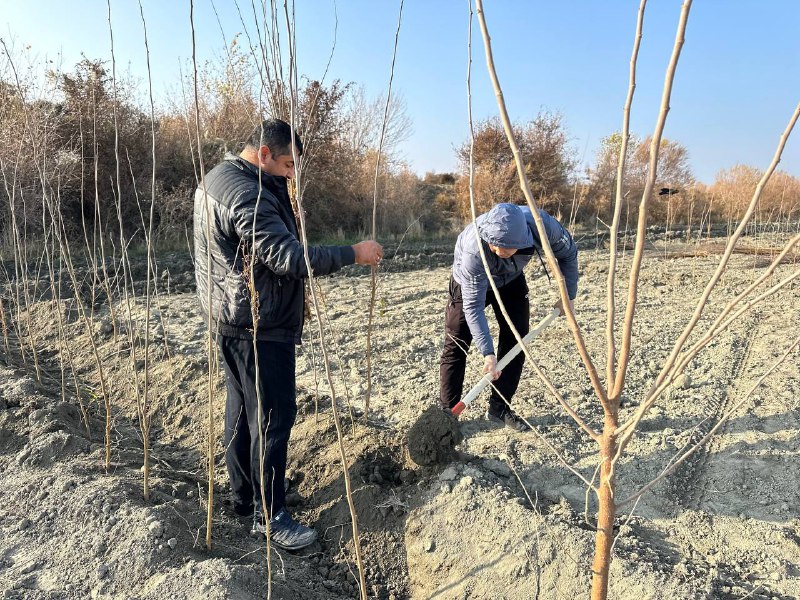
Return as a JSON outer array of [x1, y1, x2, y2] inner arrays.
[[454, 112, 578, 220]]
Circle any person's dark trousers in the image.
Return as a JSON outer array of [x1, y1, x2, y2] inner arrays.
[[439, 274, 530, 416], [218, 335, 297, 519]]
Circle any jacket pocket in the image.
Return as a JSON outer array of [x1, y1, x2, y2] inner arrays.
[[255, 273, 286, 326], [221, 272, 251, 325]]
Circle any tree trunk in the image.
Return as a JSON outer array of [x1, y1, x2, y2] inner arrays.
[[591, 421, 618, 600], [143, 437, 150, 501]]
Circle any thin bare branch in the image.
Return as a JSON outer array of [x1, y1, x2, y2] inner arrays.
[[475, 0, 610, 415], [615, 104, 800, 449], [641, 102, 800, 401], [365, 0, 404, 418], [607, 0, 646, 390], [612, 0, 693, 401], [188, 0, 216, 552], [282, 3, 367, 597], [618, 334, 800, 507]]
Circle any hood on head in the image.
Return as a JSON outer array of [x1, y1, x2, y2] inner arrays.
[[477, 203, 533, 249]]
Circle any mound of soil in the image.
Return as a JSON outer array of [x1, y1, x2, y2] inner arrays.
[[406, 406, 464, 466]]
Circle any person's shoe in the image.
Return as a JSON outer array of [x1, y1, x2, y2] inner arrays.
[[252, 508, 318, 551], [252, 510, 268, 537], [486, 408, 531, 432]]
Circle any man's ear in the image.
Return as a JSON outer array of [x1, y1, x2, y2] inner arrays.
[[259, 145, 272, 163]]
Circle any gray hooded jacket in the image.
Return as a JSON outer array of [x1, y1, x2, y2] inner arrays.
[[452, 203, 578, 356]]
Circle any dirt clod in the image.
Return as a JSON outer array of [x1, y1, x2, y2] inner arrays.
[[406, 406, 463, 466]]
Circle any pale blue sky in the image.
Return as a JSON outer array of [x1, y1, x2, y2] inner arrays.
[[2, 0, 798, 183]]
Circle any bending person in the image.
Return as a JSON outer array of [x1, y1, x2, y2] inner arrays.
[[439, 202, 578, 431]]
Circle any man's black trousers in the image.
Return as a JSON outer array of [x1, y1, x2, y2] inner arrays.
[[439, 274, 530, 416], [218, 336, 297, 518]]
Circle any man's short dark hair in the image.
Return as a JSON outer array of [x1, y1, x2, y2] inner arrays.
[[246, 118, 303, 157]]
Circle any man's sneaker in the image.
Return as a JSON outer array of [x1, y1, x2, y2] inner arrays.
[[486, 408, 531, 432], [252, 508, 317, 551], [252, 510, 268, 536]]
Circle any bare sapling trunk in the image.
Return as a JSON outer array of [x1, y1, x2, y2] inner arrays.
[[249, 40, 275, 600], [591, 417, 618, 598], [0, 294, 9, 359], [0, 139, 29, 366], [47, 219, 67, 405], [282, 3, 368, 596], [16, 226, 42, 384], [311, 283, 361, 432], [365, 0, 404, 419], [44, 183, 90, 434], [0, 154, 28, 364], [90, 102, 118, 342], [35, 148, 61, 392], [107, 0, 152, 485], [90, 98, 115, 469], [188, 0, 216, 551], [592, 2, 648, 593], [136, 0, 158, 502], [53, 214, 91, 435]]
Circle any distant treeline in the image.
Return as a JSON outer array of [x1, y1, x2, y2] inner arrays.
[[2, 47, 799, 250]]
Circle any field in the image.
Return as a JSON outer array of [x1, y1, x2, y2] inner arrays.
[[0, 235, 798, 599]]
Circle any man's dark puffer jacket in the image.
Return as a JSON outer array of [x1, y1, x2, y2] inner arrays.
[[194, 153, 355, 343]]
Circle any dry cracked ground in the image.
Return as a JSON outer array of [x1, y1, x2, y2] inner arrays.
[[0, 233, 798, 599]]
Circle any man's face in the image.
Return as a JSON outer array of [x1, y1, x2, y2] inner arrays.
[[489, 245, 518, 259], [260, 147, 297, 179]]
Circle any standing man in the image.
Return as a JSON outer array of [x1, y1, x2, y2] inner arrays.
[[439, 202, 578, 431], [194, 119, 382, 550]]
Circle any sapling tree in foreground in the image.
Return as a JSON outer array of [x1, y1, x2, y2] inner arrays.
[[472, 0, 799, 598]]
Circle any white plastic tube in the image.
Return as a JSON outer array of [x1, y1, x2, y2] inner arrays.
[[451, 307, 559, 416]]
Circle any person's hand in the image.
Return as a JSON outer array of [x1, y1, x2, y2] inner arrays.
[[553, 297, 574, 317], [352, 240, 384, 266], [483, 354, 501, 381]]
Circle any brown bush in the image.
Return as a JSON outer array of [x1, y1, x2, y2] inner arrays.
[[454, 112, 578, 221]]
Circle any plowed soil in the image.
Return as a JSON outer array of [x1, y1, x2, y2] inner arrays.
[[1, 235, 798, 599]]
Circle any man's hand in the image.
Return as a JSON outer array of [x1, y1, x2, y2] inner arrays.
[[553, 297, 574, 317], [352, 240, 384, 266], [483, 354, 501, 381]]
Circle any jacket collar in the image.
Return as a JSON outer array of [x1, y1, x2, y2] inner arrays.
[[224, 152, 275, 186]]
